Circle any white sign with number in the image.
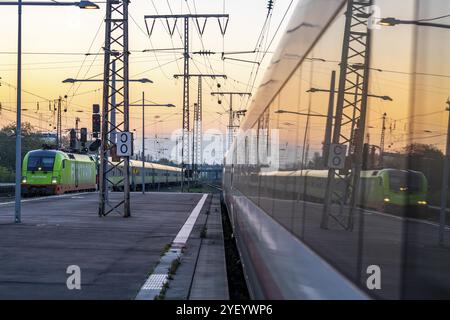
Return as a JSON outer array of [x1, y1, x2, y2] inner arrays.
[[327, 143, 347, 169], [116, 132, 133, 156]]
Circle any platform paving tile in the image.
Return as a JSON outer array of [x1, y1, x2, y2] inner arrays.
[[0, 192, 202, 299]]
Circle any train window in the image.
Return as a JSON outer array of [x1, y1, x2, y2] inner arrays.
[[27, 155, 55, 172], [389, 171, 422, 193]]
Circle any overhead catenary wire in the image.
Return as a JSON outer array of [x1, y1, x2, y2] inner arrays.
[[130, 7, 173, 80]]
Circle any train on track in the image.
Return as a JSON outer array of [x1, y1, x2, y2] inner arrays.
[[223, 0, 447, 300], [21, 149, 182, 196]]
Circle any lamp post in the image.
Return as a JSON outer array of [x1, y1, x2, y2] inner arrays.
[[62, 76, 152, 143], [129, 92, 175, 194], [63, 77, 153, 195], [275, 109, 334, 168], [0, 0, 99, 224]]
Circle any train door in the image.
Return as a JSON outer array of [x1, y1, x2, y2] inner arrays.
[[75, 160, 79, 188]]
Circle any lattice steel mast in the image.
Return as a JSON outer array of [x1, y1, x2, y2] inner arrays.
[[379, 112, 387, 167], [174, 74, 227, 182], [56, 96, 62, 149], [210, 92, 251, 151], [99, 0, 130, 217], [145, 14, 229, 192], [321, 0, 374, 230]]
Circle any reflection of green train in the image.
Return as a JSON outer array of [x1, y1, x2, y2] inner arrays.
[[21, 149, 182, 196], [260, 168, 428, 210]]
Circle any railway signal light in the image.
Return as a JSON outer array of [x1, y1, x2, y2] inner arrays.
[[92, 114, 101, 134], [80, 128, 87, 143], [69, 129, 77, 150], [93, 104, 100, 114]]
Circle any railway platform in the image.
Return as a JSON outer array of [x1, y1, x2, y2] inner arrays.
[[0, 183, 14, 195], [0, 191, 229, 299]]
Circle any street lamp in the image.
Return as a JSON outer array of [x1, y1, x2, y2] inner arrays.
[[62, 78, 153, 84], [379, 17, 450, 29], [62, 76, 153, 143], [0, 1, 99, 8], [129, 91, 175, 194], [77, 1, 100, 9], [62, 76, 152, 198], [0, 0, 99, 224]]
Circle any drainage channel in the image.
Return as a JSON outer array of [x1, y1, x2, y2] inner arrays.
[[220, 198, 250, 300]]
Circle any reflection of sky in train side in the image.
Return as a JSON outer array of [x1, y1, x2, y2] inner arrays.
[[0, 0, 296, 156], [272, 2, 450, 163]]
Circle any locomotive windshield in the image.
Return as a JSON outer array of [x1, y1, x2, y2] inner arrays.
[[27, 153, 56, 172], [389, 170, 422, 193]]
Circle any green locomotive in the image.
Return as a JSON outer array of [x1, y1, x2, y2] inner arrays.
[[21, 149, 97, 195], [21, 149, 182, 196]]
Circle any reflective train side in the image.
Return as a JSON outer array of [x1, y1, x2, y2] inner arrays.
[[257, 169, 427, 211], [223, 0, 368, 299], [223, 0, 450, 300]]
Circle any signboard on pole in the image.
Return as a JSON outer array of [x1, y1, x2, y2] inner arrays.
[[327, 143, 347, 169], [116, 132, 133, 157]]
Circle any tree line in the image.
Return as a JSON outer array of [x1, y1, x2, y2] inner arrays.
[[0, 122, 44, 183]]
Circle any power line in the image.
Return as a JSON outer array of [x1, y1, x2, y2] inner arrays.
[[131, 6, 173, 79]]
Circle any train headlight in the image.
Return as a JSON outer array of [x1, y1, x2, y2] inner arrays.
[[384, 198, 390, 202], [418, 200, 427, 205], [21, 176, 27, 184], [51, 177, 58, 184]]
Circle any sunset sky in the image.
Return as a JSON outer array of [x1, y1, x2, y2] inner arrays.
[[0, 0, 295, 161], [0, 0, 449, 163]]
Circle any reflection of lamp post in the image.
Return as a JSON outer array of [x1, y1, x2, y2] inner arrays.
[[379, 14, 450, 245], [440, 101, 450, 246], [0, 0, 99, 224], [307, 87, 393, 101], [379, 17, 450, 29], [129, 92, 175, 194], [307, 79, 393, 164], [275, 110, 330, 118], [276, 108, 333, 170]]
